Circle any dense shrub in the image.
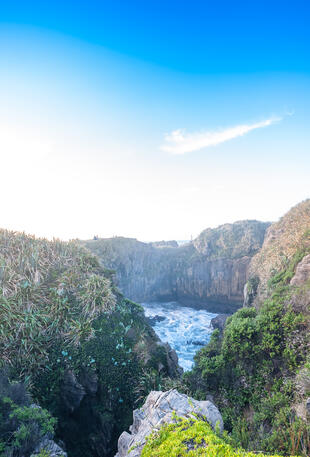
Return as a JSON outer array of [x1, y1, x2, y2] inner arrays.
[[186, 250, 310, 456], [0, 230, 172, 457], [0, 373, 56, 457]]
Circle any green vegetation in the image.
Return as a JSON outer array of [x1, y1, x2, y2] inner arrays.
[[0, 230, 116, 376], [194, 220, 269, 260], [248, 200, 310, 303], [0, 373, 56, 457], [186, 246, 310, 456], [141, 417, 285, 457], [36, 451, 53, 457], [1, 206, 310, 457], [0, 229, 173, 457]]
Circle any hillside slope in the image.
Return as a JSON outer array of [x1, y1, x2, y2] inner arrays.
[[0, 229, 178, 457], [188, 200, 310, 456], [246, 199, 310, 306]]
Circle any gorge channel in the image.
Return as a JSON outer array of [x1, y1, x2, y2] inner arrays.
[[142, 301, 217, 371]]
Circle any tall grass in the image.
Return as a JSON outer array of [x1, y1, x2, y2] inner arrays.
[[0, 229, 116, 376]]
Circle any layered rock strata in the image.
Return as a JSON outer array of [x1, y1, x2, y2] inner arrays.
[[83, 220, 269, 312]]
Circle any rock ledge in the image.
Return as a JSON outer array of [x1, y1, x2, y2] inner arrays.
[[115, 389, 223, 457]]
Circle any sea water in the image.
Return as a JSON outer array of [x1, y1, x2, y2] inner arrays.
[[142, 301, 217, 372]]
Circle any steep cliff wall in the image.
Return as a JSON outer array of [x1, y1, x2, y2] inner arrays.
[[82, 220, 269, 313], [245, 199, 310, 307]]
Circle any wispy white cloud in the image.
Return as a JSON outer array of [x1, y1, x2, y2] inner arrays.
[[161, 116, 282, 155]]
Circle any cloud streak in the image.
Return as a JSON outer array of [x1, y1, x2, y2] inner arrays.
[[161, 117, 282, 155]]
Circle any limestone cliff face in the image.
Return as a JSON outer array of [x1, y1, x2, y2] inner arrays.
[[242, 200, 310, 426], [245, 199, 310, 307], [83, 220, 269, 313]]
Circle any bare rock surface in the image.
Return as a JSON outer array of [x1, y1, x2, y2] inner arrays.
[[290, 254, 310, 286], [248, 200, 310, 307], [115, 389, 223, 457], [31, 437, 67, 456], [211, 313, 229, 332], [61, 370, 86, 412]]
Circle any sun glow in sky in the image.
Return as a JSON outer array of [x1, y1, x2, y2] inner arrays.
[[1, 1, 310, 241]]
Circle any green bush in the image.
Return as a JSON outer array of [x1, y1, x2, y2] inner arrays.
[[187, 251, 309, 455], [0, 230, 172, 457], [0, 374, 56, 457], [141, 417, 287, 457]]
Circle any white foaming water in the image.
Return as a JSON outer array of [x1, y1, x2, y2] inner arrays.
[[142, 301, 217, 372]]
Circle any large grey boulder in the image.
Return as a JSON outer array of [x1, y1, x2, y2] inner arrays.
[[115, 389, 223, 457]]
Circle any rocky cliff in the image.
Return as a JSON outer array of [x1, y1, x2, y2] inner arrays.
[[245, 199, 310, 307], [82, 220, 269, 313]]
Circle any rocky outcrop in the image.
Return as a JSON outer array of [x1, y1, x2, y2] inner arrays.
[[61, 370, 86, 413], [115, 389, 223, 457], [211, 314, 229, 333], [149, 240, 178, 248], [246, 199, 310, 307], [31, 438, 67, 457], [290, 254, 310, 287], [193, 220, 268, 259], [82, 221, 269, 313], [133, 324, 183, 378], [289, 254, 310, 316]]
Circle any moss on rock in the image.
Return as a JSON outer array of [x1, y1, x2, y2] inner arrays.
[[141, 417, 286, 457]]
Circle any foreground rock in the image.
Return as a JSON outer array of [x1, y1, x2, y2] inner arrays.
[[115, 389, 223, 457]]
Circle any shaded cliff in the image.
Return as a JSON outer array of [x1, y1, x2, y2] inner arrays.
[[82, 220, 269, 313]]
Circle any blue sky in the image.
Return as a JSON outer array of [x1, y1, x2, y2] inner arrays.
[[0, 1, 310, 240]]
